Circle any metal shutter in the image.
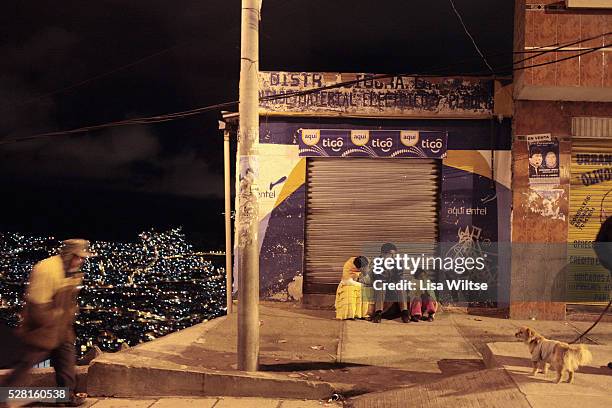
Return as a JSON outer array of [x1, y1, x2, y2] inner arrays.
[[568, 137, 612, 304], [304, 157, 440, 294]]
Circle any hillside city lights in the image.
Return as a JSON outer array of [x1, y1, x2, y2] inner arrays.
[[0, 228, 226, 356]]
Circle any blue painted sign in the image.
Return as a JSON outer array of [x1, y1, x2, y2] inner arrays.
[[298, 129, 447, 158]]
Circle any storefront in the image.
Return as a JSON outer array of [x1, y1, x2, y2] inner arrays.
[[567, 119, 612, 304], [302, 130, 443, 295], [230, 72, 512, 307]]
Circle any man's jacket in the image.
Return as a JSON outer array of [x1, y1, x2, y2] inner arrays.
[[595, 216, 612, 273], [17, 255, 82, 351]]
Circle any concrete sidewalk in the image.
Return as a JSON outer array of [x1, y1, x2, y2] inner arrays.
[[5, 303, 612, 407], [346, 368, 531, 408], [87, 303, 490, 399], [484, 342, 612, 408], [87, 304, 348, 400], [347, 312, 612, 408]]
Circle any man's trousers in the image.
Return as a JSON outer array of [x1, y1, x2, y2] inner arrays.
[[1, 341, 76, 391]]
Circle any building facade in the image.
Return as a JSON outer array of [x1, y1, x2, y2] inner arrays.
[[228, 72, 512, 308], [510, 0, 612, 319], [226, 1, 612, 320]]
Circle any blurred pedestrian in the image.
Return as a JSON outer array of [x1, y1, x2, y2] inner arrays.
[[0, 239, 92, 407]]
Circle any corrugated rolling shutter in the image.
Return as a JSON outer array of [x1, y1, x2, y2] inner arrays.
[[572, 117, 612, 138], [568, 137, 612, 304], [304, 158, 440, 294]]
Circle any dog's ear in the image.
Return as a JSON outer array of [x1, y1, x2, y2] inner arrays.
[[526, 327, 536, 338]]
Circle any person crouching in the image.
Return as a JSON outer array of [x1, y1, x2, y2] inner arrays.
[[335, 256, 370, 320]]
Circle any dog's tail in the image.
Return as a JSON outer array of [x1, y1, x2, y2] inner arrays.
[[565, 344, 593, 371]]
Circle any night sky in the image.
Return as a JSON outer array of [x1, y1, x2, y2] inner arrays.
[[0, 0, 513, 248]]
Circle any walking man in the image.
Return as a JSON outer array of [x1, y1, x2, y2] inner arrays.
[[1, 239, 92, 406]]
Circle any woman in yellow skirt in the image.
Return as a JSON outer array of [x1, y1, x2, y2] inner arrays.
[[335, 256, 371, 319]]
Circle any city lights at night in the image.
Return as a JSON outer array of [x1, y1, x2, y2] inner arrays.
[[0, 228, 226, 355]]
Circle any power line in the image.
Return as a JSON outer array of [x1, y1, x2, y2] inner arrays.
[[0, 101, 238, 146], [0, 0, 300, 113], [514, 43, 610, 72], [0, 45, 181, 112], [448, 0, 494, 74], [513, 31, 611, 66], [258, 39, 610, 101], [1, 38, 609, 147]]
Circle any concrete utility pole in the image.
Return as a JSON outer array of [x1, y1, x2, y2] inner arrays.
[[237, 0, 261, 372]]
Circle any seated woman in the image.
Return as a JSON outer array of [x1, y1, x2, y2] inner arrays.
[[335, 256, 370, 320], [409, 269, 439, 322]]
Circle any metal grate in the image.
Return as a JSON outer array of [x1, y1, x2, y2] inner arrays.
[[304, 157, 440, 294]]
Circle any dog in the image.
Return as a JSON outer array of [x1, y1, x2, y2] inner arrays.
[[514, 326, 592, 383]]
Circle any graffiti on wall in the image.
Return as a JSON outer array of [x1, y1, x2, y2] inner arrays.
[[440, 150, 512, 304], [259, 72, 493, 118]]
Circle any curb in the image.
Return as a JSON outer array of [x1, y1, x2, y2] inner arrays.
[[0, 366, 88, 393], [87, 361, 353, 400], [481, 342, 502, 369]]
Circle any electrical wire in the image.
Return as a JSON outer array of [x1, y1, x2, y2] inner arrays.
[[0, 45, 181, 112], [448, 0, 494, 74], [257, 42, 610, 99], [505, 42, 609, 74], [0, 0, 300, 113], [514, 31, 611, 66], [0, 101, 238, 146], [1, 37, 609, 146]]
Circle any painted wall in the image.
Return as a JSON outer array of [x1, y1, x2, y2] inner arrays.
[[253, 118, 512, 303], [510, 138, 571, 320], [441, 149, 512, 306]]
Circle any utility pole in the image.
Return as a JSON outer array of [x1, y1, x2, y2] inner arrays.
[[237, 0, 261, 372]]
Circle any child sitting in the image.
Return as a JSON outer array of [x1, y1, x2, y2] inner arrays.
[[409, 269, 438, 322]]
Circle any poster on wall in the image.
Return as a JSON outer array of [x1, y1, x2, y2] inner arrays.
[[528, 136, 560, 185]]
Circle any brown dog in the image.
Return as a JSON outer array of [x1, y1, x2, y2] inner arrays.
[[514, 326, 592, 383]]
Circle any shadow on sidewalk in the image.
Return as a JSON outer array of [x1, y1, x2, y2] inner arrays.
[[346, 369, 532, 408], [259, 358, 486, 396], [260, 361, 365, 372], [501, 354, 612, 377]]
